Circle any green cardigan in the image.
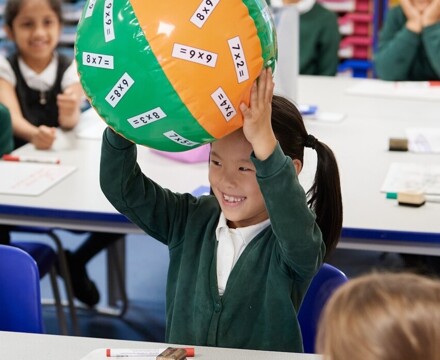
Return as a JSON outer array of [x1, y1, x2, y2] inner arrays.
[[0, 104, 14, 156], [374, 6, 440, 80], [100, 128, 325, 353], [299, 3, 341, 76]]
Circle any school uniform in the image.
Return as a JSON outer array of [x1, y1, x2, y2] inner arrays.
[[100, 128, 325, 353], [0, 52, 78, 148], [374, 6, 440, 81]]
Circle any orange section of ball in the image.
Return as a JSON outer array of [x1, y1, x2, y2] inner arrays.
[[131, 0, 263, 139]]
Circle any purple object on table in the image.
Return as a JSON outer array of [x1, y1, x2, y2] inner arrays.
[[151, 144, 210, 163]]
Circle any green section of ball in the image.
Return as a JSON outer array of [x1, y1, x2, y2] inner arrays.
[[243, 0, 277, 70]]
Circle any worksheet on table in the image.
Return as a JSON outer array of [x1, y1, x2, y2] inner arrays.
[[0, 162, 76, 196], [381, 162, 440, 195]]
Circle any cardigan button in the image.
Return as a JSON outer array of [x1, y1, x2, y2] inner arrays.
[[214, 302, 222, 312]]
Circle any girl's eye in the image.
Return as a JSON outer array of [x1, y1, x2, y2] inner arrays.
[[210, 160, 221, 167], [44, 18, 56, 26], [239, 167, 252, 172]]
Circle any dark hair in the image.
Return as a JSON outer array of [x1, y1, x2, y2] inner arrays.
[[5, 0, 63, 28], [271, 95, 343, 260]]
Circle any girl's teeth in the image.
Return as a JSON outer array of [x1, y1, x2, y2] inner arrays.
[[223, 194, 245, 202]]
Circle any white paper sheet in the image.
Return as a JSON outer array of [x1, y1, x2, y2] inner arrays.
[[380, 162, 440, 195], [0, 162, 76, 196]]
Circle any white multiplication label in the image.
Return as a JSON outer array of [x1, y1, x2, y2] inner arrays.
[[84, 0, 96, 18], [228, 36, 249, 83], [103, 0, 115, 42], [190, 0, 220, 28], [163, 131, 199, 147], [127, 107, 167, 129], [82, 52, 114, 69], [172, 43, 217, 68], [211, 87, 236, 121], [105, 73, 134, 108]]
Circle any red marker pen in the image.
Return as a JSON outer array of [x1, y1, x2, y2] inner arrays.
[[2, 154, 60, 164], [105, 347, 195, 358]]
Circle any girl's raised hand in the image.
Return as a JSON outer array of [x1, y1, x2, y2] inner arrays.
[[401, 0, 423, 32], [239, 68, 276, 160], [57, 88, 81, 129], [422, 0, 440, 26]]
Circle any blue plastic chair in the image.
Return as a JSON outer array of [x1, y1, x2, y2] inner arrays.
[[298, 263, 348, 353], [0, 244, 45, 333], [11, 228, 79, 335]]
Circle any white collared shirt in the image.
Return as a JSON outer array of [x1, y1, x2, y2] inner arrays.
[[216, 213, 270, 296]]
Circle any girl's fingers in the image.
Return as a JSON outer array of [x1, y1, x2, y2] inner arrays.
[[257, 68, 267, 105], [249, 81, 258, 109], [265, 68, 274, 103]]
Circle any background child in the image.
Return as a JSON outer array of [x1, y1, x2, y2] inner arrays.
[[374, 0, 440, 80], [0, 0, 120, 307], [0, 0, 83, 149], [100, 68, 342, 352], [271, 0, 341, 75], [316, 272, 440, 360]]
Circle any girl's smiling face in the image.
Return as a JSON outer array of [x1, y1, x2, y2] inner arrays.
[[6, 0, 61, 72], [209, 129, 268, 229]]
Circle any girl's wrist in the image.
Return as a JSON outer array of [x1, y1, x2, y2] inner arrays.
[[406, 19, 422, 33], [20, 123, 39, 143], [421, 14, 439, 27], [252, 134, 277, 161]]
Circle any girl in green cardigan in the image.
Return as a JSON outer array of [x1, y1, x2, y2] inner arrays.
[[100, 68, 342, 352], [374, 0, 440, 80]]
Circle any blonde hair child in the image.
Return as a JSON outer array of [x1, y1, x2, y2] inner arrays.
[[317, 272, 440, 360]]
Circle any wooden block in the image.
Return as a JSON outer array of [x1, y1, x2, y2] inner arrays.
[[397, 191, 425, 207], [389, 138, 408, 151], [156, 347, 187, 360]]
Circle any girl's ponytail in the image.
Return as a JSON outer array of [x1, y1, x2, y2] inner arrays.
[[271, 95, 343, 260], [306, 140, 343, 259]]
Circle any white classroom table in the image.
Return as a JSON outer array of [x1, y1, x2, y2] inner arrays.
[[0, 75, 439, 256], [0, 123, 209, 234], [0, 331, 322, 360], [297, 76, 440, 255]]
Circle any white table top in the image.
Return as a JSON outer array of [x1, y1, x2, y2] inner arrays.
[[296, 76, 440, 254], [0, 120, 209, 233], [0, 75, 439, 253], [0, 331, 321, 360]]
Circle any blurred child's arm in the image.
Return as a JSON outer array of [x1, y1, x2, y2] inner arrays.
[[0, 78, 56, 149], [239, 68, 276, 161], [374, 7, 420, 80], [421, 0, 440, 77], [57, 82, 83, 129]]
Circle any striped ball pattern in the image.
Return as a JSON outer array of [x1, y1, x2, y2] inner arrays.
[[75, 0, 277, 151]]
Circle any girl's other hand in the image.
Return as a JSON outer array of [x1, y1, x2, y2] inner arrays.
[[422, 0, 440, 26], [239, 68, 276, 161], [31, 125, 56, 149], [57, 88, 81, 129], [401, 0, 423, 32]]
